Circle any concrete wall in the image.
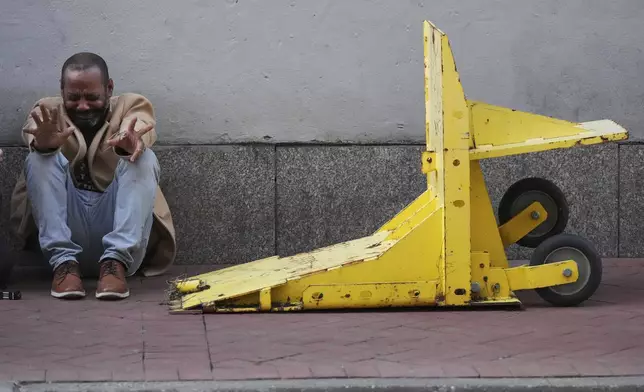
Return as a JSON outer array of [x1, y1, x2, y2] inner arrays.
[[2, 1, 644, 268], [2, 0, 644, 144], [3, 143, 644, 268]]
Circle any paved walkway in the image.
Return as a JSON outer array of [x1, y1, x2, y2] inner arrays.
[[1, 259, 644, 383]]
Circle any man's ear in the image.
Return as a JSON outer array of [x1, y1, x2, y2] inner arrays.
[[106, 78, 114, 98]]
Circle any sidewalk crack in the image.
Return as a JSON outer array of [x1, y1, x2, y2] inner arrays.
[[141, 312, 146, 374], [202, 315, 213, 371], [255, 352, 302, 365]]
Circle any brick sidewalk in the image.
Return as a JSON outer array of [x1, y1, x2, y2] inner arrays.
[[2, 259, 644, 383]]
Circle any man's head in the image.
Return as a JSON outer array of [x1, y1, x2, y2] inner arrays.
[[60, 52, 114, 131]]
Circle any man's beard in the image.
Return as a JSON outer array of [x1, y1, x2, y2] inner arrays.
[[68, 104, 109, 132]]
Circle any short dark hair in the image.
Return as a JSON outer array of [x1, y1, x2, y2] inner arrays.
[[60, 52, 109, 89]]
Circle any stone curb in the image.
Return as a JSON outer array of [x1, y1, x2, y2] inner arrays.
[[11, 377, 644, 392]]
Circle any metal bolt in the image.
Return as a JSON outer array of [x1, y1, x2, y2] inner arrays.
[[471, 282, 481, 293], [531, 211, 540, 220], [563, 268, 572, 277], [492, 283, 501, 292], [413, 290, 420, 297]]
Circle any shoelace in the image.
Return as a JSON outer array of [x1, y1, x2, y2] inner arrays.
[[101, 261, 119, 278], [54, 262, 78, 283]]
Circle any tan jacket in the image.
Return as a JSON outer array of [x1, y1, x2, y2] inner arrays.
[[9, 93, 177, 276]]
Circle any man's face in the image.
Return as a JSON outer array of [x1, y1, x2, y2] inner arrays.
[[61, 66, 113, 131]]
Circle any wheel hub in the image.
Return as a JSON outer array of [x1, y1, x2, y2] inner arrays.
[[543, 246, 591, 295], [510, 190, 558, 238]]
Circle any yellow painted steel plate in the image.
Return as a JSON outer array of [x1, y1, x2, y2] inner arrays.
[[175, 231, 396, 309]]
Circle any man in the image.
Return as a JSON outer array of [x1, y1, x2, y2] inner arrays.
[[10, 52, 177, 300]]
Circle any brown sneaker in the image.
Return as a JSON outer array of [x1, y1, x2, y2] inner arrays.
[[51, 261, 85, 299], [96, 259, 129, 300]]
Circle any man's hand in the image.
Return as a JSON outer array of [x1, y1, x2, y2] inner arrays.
[[24, 104, 74, 151], [106, 117, 154, 163]]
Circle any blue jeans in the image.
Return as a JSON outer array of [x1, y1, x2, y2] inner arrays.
[[24, 149, 159, 278]]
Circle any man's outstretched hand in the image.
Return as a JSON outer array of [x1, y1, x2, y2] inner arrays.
[[106, 117, 154, 163], [24, 104, 74, 151]]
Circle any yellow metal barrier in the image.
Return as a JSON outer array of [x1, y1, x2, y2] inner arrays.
[[166, 20, 627, 313]]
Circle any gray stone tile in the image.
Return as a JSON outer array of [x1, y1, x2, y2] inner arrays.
[[0, 147, 28, 248], [155, 145, 276, 265], [0, 145, 277, 269], [480, 143, 618, 260], [0, 147, 43, 274], [618, 144, 644, 257], [275, 145, 426, 256]]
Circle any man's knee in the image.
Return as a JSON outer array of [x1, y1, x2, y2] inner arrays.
[[138, 148, 159, 169], [24, 151, 68, 180], [139, 149, 160, 180], [116, 148, 160, 182], [25, 150, 66, 170]]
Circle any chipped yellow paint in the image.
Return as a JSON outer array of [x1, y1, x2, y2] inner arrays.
[[302, 282, 437, 309], [209, 307, 262, 313], [470, 251, 491, 299], [440, 32, 471, 306], [174, 232, 395, 310], [470, 126, 627, 160], [423, 20, 447, 301], [421, 151, 437, 174], [485, 268, 513, 300], [424, 20, 444, 193], [441, 31, 471, 305], [174, 279, 203, 294], [259, 288, 271, 311], [166, 19, 628, 313], [498, 202, 548, 247], [505, 261, 579, 291], [468, 102, 628, 159], [470, 101, 593, 146]]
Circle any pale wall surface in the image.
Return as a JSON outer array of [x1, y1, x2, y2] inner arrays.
[[1, 0, 643, 144]]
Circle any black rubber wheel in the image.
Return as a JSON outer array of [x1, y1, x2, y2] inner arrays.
[[530, 233, 602, 307], [498, 177, 569, 248]]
